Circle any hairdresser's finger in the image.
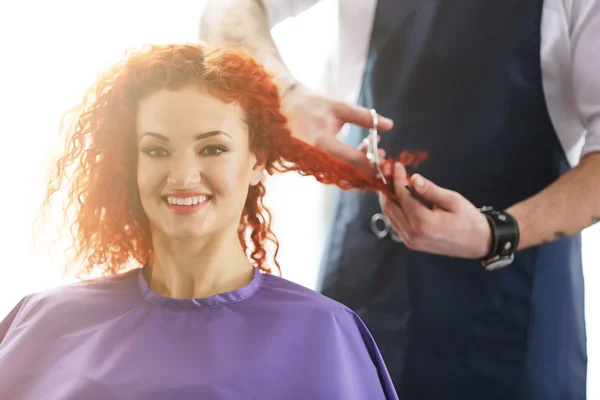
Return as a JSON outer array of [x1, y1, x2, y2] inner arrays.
[[334, 102, 394, 132], [321, 136, 373, 171], [382, 161, 393, 177], [378, 192, 410, 240], [357, 139, 367, 154], [356, 135, 382, 153]]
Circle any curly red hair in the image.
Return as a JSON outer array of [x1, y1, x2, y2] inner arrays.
[[44, 44, 394, 277]]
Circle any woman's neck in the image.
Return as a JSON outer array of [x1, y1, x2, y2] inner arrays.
[[145, 230, 254, 300]]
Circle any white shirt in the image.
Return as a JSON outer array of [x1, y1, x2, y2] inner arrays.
[[263, 0, 600, 166]]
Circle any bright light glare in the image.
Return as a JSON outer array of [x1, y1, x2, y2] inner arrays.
[[0, 1, 597, 397]]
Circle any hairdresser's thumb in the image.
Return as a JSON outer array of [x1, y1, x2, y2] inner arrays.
[[410, 174, 459, 211]]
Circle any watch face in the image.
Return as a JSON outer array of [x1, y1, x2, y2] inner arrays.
[[484, 254, 515, 271]]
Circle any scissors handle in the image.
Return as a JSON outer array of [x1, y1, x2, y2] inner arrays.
[[368, 109, 387, 184]]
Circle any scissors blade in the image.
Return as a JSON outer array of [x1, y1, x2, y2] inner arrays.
[[376, 164, 387, 184], [367, 109, 387, 184]]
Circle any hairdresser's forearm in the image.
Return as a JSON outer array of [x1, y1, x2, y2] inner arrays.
[[507, 152, 600, 250], [200, 0, 296, 94]]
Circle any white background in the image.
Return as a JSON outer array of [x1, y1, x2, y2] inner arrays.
[[0, 0, 598, 397]]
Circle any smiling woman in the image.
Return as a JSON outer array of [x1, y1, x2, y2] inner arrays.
[[40, 44, 393, 279], [0, 44, 398, 399]]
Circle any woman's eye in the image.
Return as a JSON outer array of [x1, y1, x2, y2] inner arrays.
[[200, 146, 227, 156], [143, 148, 169, 157]]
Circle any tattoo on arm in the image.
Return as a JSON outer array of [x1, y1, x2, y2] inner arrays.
[[540, 216, 599, 245], [553, 231, 568, 240], [203, 1, 266, 46], [199, 0, 295, 91], [541, 231, 569, 244]]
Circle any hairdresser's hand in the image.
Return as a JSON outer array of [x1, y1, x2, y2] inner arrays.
[[281, 84, 393, 169], [378, 162, 492, 259]]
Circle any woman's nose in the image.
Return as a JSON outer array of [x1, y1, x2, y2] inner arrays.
[[166, 158, 202, 188]]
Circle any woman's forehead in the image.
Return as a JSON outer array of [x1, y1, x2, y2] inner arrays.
[[136, 88, 247, 140]]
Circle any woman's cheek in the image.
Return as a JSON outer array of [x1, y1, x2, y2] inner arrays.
[[207, 158, 251, 194]]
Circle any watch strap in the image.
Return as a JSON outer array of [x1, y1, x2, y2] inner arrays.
[[480, 207, 520, 264]]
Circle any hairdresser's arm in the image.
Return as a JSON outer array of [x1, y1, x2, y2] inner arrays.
[[199, 0, 301, 94], [379, 153, 600, 259], [505, 0, 600, 250], [200, 0, 394, 167], [506, 153, 600, 250]]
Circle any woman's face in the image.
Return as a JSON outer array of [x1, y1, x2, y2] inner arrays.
[[136, 87, 263, 241]]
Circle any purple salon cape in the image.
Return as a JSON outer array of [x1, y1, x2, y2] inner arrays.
[[0, 267, 398, 399]]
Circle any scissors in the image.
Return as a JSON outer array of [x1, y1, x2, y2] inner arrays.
[[365, 109, 434, 210], [365, 109, 387, 184]]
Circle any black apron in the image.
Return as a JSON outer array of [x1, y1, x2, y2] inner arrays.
[[319, 1, 587, 398]]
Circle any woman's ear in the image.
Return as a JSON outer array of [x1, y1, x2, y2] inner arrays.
[[248, 152, 266, 186]]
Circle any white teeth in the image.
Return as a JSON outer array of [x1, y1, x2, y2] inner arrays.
[[166, 196, 209, 206]]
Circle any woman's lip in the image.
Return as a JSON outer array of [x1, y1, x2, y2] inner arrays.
[[164, 197, 210, 215], [162, 191, 212, 198]]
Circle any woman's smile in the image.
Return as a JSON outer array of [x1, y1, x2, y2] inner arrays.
[[162, 191, 212, 215]]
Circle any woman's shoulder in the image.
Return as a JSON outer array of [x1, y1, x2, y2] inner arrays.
[[29, 268, 139, 301], [256, 273, 357, 318], [1, 269, 142, 341], [12, 269, 141, 317]]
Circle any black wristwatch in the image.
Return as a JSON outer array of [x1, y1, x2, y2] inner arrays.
[[479, 206, 520, 271]]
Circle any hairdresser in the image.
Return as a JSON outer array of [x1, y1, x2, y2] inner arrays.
[[200, 1, 600, 398]]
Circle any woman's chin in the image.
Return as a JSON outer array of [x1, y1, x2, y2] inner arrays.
[[164, 229, 209, 242], [149, 215, 230, 243], [151, 223, 212, 243]]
